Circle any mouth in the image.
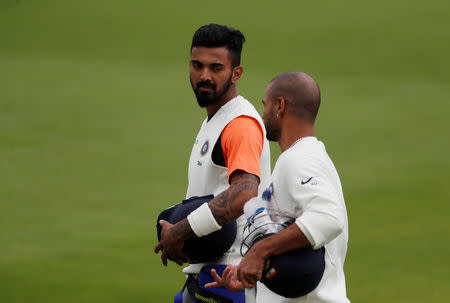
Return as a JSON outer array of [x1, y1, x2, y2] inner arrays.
[[199, 86, 213, 92], [197, 82, 215, 91]]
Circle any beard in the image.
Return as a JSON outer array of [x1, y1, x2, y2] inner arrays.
[[264, 114, 281, 142], [190, 73, 233, 108]]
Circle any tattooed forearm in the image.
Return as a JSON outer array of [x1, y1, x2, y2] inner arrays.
[[209, 172, 259, 226], [209, 191, 229, 225], [229, 179, 258, 210]]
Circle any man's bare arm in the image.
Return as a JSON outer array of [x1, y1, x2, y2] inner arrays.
[[208, 170, 259, 225]]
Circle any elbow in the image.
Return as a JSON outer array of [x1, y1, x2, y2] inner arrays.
[[295, 210, 345, 249], [229, 172, 260, 216], [326, 216, 344, 244]]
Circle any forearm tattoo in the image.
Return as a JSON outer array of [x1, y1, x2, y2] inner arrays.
[[209, 173, 259, 226]]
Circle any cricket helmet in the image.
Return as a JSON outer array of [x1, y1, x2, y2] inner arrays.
[[260, 239, 325, 298], [156, 195, 237, 264], [242, 208, 325, 298]]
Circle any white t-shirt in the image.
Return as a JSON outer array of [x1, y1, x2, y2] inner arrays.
[[256, 136, 350, 303]]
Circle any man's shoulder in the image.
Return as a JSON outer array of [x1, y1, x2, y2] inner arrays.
[[227, 116, 261, 132], [224, 95, 260, 117], [279, 138, 329, 170], [222, 116, 263, 149], [293, 137, 328, 157]]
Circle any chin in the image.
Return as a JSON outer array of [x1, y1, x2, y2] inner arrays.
[[196, 95, 221, 108]]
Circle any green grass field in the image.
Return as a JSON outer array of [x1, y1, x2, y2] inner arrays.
[[1, 0, 449, 302]]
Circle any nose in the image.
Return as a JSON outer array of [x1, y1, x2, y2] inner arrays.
[[199, 68, 212, 82]]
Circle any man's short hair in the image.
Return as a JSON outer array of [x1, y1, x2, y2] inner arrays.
[[191, 24, 246, 67], [269, 72, 321, 122]]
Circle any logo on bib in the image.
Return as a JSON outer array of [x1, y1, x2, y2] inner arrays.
[[200, 141, 209, 155]]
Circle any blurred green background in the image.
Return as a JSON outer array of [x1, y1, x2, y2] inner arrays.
[[1, 0, 449, 302]]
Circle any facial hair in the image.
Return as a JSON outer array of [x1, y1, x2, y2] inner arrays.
[[191, 73, 233, 108], [264, 112, 281, 142]]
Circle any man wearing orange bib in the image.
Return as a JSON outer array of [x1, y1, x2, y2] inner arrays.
[[155, 24, 271, 303]]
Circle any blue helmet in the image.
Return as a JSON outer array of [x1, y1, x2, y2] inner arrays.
[[156, 195, 237, 264]]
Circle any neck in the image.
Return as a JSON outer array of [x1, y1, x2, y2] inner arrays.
[[206, 87, 239, 116], [278, 119, 314, 152]]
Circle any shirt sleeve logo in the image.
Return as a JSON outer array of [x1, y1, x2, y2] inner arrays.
[[300, 177, 317, 185], [301, 177, 313, 185], [200, 140, 209, 155]]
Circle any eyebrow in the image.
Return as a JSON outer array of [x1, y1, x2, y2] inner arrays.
[[191, 59, 225, 67]]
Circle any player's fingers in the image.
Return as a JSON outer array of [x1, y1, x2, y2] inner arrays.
[[221, 266, 232, 281], [175, 259, 183, 266], [237, 268, 257, 289], [255, 271, 262, 281], [241, 276, 257, 289], [210, 269, 222, 284], [248, 274, 258, 287], [237, 266, 244, 281], [179, 251, 191, 264], [204, 281, 220, 288], [240, 279, 251, 289], [154, 242, 162, 253], [160, 250, 168, 266], [224, 265, 234, 276]]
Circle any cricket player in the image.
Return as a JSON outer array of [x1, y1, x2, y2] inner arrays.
[[154, 24, 271, 302], [206, 71, 351, 303]]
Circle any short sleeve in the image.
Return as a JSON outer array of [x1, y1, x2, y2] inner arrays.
[[221, 116, 264, 182]]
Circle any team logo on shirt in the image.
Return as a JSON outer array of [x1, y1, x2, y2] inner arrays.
[[262, 183, 274, 201], [200, 140, 209, 155]]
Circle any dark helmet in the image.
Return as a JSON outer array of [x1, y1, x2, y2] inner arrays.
[[241, 206, 325, 298], [259, 236, 325, 298], [156, 195, 237, 264]]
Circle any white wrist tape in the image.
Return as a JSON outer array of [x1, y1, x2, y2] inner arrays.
[[187, 203, 221, 237]]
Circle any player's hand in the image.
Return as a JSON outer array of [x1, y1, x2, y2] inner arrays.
[[237, 244, 265, 288], [204, 265, 245, 292], [154, 220, 190, 266]]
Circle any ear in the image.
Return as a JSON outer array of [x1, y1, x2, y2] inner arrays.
[[276, 96, 287, 117], [231, 66, 243, 83]]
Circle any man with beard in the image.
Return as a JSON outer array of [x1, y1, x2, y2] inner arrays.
[[205, 72, 350, 303], [155, 24, 271, 302]]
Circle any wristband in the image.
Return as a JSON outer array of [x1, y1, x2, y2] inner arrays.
[[187, 203, 221, 237]]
